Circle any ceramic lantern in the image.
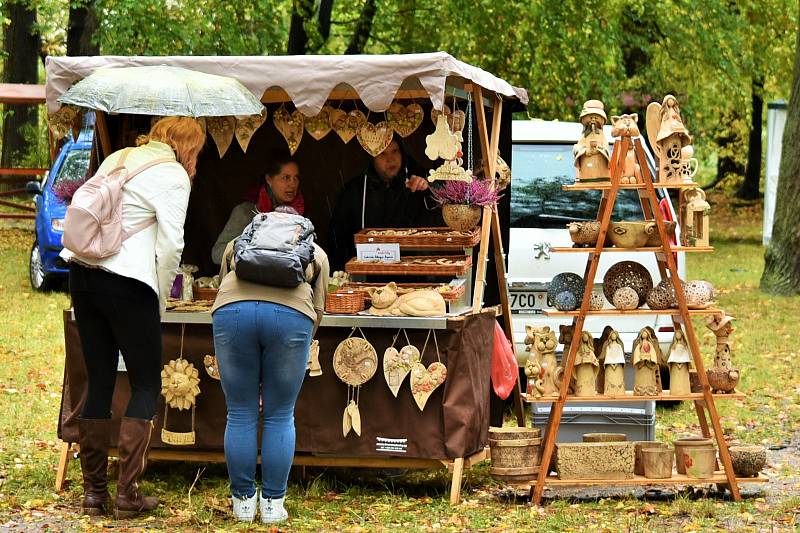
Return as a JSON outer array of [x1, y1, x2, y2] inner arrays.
[[573, 332, 599, 397], [572, 100, 611, 182], [632, 327, 661, 396], [680, 188, 710, 247], [667, 330, 693, 395], [600, 329, 626, 396]]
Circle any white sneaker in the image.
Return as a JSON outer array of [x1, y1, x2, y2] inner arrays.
[[260, 495, 288, 524], [232, 490, 258, 522]]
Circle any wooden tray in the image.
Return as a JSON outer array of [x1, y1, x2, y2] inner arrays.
[[354, 227, 481, 249], [345, 255, 472, 276], [338, 282, 465, 302]]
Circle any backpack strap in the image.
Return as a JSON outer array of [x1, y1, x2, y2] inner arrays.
[[120, 156, 180, 240]]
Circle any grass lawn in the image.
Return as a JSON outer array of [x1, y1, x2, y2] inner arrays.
[[0, 194, 798, 532]]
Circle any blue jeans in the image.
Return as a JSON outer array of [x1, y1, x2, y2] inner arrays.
[[213, 301, 312, 499]]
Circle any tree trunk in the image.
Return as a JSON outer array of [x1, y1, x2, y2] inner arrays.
[[738, 75, 764, 199], [398, 0, 416, 54], [761, 20, 800, 295], [67, 1, 99, 56], [345, 0, 377, 55], [287, 0, 314, 55], [318, 0, 334, 41], [1, 0, 40, 177]]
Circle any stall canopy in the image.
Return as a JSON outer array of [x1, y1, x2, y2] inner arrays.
[[45, 52, 528, 116]]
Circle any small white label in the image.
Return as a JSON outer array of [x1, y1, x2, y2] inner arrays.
[[376, 436, 408, 453], [356, 243, 400, 263]]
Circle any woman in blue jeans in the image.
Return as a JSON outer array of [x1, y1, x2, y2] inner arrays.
[[212, 211, 329, 524]]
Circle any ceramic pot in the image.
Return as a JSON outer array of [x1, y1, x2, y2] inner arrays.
[[642, 447, 674, 479], [583, 433, 627, 443], [609, 221, 656, 248], [674, 437, 713, 474], [567, 221, 602, 246], [682, 445, 716, 479], [706, 367, 740, 393], [442, 204, 482, 232], [634, 441, 667, 476], [644, 221, 677, 247], [728, 445, 766, 477]]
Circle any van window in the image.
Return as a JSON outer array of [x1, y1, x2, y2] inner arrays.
[[510, 144, 644, 228], [52, 149, 91, 187]]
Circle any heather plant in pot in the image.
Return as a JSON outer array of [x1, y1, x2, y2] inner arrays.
[[52, 176, 90, 205], [430, 178, 500, 231]]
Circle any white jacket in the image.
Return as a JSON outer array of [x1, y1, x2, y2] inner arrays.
[[62, 141, 190, 310]]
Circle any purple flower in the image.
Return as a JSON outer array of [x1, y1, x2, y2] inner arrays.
[[430, 179, 501, 208]]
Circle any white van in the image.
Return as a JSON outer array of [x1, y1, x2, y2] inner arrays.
[[508, 120, 685, 363]]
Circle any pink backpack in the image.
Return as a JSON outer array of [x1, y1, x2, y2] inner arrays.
[[63, 148, 174, 259]]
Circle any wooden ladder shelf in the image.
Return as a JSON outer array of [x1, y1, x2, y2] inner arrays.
[[529, 134, 745, 504]]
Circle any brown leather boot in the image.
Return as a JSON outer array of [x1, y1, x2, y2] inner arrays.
[[78, 418, 112, 516], [114, 417, 159, 519]]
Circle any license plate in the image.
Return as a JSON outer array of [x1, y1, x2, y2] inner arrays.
[[510, 291, 546, 312]]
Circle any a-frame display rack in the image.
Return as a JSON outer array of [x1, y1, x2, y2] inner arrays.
[[528, 129, 766, 504]]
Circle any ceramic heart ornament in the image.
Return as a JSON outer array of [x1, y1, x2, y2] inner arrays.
[[234, 109, 267, 153], [357, 120, 393, 157], [331, 109, 367, 144], [207, 116, 236, 158], [383, 345, 421, 397], [388, 102, 424, 138], [273, 107, 305, 155], [410, 361, 447, 411], [305, 105, 333, 141]]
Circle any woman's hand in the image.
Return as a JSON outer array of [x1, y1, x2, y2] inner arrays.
[[405, 175, 429, 192]]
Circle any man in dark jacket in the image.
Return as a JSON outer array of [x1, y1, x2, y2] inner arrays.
[[330, 137, 440, 270]]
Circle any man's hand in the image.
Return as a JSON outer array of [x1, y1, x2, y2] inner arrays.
[[406, 175, 429, 192]]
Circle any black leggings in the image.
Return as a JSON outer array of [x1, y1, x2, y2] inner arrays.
[[69, 263, 162, 420]]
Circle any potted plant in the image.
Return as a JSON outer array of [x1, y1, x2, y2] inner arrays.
[[430, 178, 500, 231], [52, 176, 89, 205]]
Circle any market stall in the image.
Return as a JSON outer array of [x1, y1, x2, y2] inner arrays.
[[46, 53, 528, 504]]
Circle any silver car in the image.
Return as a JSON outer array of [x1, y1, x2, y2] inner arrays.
[[508, 119, 686, 363]]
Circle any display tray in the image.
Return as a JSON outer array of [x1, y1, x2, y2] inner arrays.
[[338, 281, 466, 302], [354, 227, 481, 249], [345, 255, 472, 276]]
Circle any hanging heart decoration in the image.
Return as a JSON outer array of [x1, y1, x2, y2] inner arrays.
[[387, 102, 424, 138], [331, 109, 367, 144], [273, 107, 305, 155], [207, 116, 236, 158], [425, 114, 461, 161], [305, 105, 333, 141], [357, 120, 393, 157], [410, 361, 447, 411], [234, 108, 267, 153], [383, 344, 421, 397]]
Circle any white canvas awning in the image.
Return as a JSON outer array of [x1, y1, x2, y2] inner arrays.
[[45, 52, 528, 117]]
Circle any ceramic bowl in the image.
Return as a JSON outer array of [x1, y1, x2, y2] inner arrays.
[[674, 436, 714, 474], [729, 445, 766, 477], [609, 221, 656, 248]]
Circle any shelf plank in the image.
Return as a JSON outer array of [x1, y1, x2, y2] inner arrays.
[[517, 472, 768, 487], [345, 255, 472, 277], [551, 246, 713, 253], [562, 182, 701, 191], [543, 307, 722, 316], [522, 391, 745, 403]]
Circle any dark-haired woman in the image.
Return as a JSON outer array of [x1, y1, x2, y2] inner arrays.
[[211, 154, 304, 265]]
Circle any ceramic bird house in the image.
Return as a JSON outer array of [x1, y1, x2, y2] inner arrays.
[[573, 100, 611, 182], [681, 188, 710, 247], [646, 94, 694, 183]]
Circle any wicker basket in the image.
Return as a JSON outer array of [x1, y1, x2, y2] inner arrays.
[[325, 291, 365, 314], [344, 255, 472, 277], [354, 227, 481, 249], [192, 287, 218, 301]]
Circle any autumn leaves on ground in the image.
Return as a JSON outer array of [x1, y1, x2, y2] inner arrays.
[[0, 197, 798, 531]]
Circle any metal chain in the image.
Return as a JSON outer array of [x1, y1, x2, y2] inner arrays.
[[466, 92, 473, 171]]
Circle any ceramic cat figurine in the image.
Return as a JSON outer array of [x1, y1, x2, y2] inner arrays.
[[366, 283, 446, 317], [524, 325, 549, 397], [534, 329, 563, 397], [610, 113, 643, 184]]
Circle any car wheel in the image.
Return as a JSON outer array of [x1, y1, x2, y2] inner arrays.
[[29, 241, 53, 291]]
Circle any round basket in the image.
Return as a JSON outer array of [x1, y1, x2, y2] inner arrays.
[[325, 291, 365, 314], [192, 287, 218, 301]]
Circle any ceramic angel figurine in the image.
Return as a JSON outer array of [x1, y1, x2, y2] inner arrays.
[[667, 329, 693, 395], [632, 327, 661, 396], [573, 332, 599, 397], [646, 94, 695, 183], [594, 326, 614, 392], [534, 329, 563, 397], [601, 329, 626, 396], [573, 100, 611, 182]]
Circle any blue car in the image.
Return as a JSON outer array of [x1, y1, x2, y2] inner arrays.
[[27, 129, 92, 290]]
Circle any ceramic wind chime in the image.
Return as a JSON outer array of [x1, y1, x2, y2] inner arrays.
[[382, 329, 422, 397], [600, 329, 626, 396], [409, 330, 447, 411], [160, 325, 201, 446], [705, 314, 740, 393], [646, 94, 697, 183], [632, 327, 661, 396], [572, 100, 611, 182], [667, 329, 693, 395], [333, 328, 378, 437], [426, 98, 473, 183], [573, 332, 599, 397]]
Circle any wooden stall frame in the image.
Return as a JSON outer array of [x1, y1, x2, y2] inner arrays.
[[54, 81, 524, 504]]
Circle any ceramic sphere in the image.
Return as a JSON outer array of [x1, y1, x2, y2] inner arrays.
[[589, 292, 605, 311], [684, 280, 713, 308], [554, 291, 578, 311], [612, 287, 639, 310]]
